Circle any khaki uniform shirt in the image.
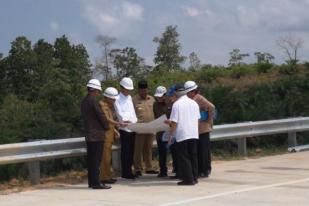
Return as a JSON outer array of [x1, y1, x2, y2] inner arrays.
[[133, 95, 155, 123], [99, 100, 118, 142], [193, 94, 215, 134]]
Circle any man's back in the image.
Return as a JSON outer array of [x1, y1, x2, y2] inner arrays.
[[81, 95, 108, 142], [170, 95, 200, 142]]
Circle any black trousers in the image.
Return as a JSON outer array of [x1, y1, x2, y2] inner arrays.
[[120, 130, 135, 177], [86, 141, 103, 187], [156, 132, 168, 175], [198, 133, 212, 175], [170, 143, 178, 175], [176, 139, 198, 182]]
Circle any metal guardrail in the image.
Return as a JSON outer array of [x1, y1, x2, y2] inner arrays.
[[0, 117, 309, 184]]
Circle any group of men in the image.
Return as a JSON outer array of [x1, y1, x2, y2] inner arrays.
[[81, 77, 215, 189]]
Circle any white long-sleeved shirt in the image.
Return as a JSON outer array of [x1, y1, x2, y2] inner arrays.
[[114, 92, 138, 132]]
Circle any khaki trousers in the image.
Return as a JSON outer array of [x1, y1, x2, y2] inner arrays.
[[100, 132, 114, 181], [134, 134, 154, 172]]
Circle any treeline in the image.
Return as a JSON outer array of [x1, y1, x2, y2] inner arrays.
[[0, 36, 92, 144]]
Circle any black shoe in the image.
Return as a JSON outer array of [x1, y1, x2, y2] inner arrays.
[[92, 184, 112, 189], [199, 173, 209, 178], [157, 173, 168, 178], [146, 170, 159, 174], [177, 181, 195, 186], [101, 179, 117, 184], [169, 175, 179, 179], [135, 171, 142, 177], [122, 175, 136, 180]]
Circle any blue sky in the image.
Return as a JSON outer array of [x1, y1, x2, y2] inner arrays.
[[1, 0, 309, 66]]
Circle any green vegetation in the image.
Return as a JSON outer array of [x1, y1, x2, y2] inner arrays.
[[1, 25, 309, 182]]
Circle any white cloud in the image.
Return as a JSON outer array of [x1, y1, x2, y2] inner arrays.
[[184, 6, 202, 17], [83, 1, 144, 38], [50, 21, 59, 31], [122, 1, 144, 21], [236, 0, 309, 31]]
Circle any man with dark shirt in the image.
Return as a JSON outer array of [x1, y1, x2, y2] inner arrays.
[[81, 79, 111, 189], [153, 86, 168, 177]]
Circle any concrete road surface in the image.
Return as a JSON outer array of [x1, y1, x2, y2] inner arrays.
[[1, 151, 309, 206]]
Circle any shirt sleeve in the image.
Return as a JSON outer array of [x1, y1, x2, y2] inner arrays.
[[93, 99, 109, 130], [170, 103, 179, 123], [114, 100, 124, 122], [129, 98, 138, 123]]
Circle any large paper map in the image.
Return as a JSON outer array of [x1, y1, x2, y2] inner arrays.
[[127, 115, 169, 134]]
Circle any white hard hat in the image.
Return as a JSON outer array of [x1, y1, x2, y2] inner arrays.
[[154, 86, 167, 97], [103, 87, 119, 100], [87, 79, 102, 91], [184, 81, 198, 93], [120, 77, 134, 90]]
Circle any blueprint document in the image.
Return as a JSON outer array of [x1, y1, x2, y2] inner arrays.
[[127, 115, 169, 134]]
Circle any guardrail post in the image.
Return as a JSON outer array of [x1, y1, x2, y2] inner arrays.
[[26, 139, 41, 185], [288, 132, 297, 147], [112, 148, 121, 172], [237, 137, 247, 156], [27, 161, 40, 185]]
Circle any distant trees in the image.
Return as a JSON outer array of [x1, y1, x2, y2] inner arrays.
[[95, 35, 117, 80], [277, 35, 304, 65], [188, 52, 201, 71], [153, 25, 186, 71], [228, 49, 249, 66], [254, 52, 274, 64], [110, 47, 147, 79]]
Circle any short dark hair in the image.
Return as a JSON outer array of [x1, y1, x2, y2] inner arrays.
[[138, 80, 148, 89]]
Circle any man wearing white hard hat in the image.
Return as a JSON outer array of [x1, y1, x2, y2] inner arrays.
[[114, 77, 138, 179], [99, 87, 121, 184], [81, 79, 111, 189], [153, 86, 169, 177], [167, 84, 200, 185], [185, 80, 215, 178]]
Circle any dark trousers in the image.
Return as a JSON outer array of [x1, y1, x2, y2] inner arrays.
[[86, 141, 103, 187], [120, 130, 135, 177], [198, 133, 212, 175], [156, 132, 168, 175], [170, 143, 178, 175], [176, 139, 198, 182]]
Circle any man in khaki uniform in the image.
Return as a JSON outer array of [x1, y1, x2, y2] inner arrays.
[[99, 87, 121, 184], [133, 80, 158, 176], [185, 81, 215, 178]]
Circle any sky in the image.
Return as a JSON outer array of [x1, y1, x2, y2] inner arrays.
[[1, 0, 309, 66]]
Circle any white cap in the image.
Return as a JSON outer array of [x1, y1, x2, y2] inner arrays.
[[154, 86, 167, 97], [103, 87, 119, 100], [120, 77, 134, 90], [184, 81, 198, 93], [86, 79, 102, 91]]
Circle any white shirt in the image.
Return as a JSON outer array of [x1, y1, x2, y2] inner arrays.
[[170, 95, 200, 142], [114, 92, 138, 132]]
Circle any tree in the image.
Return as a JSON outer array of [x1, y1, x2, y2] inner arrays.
[[228, 49, 249, 66], [6, 36, 37, 99], [153, 25, 185, 71], [254, 52, 274, 64], [188, 52, 201, 71], [110, 47, 146, 79], [277, 35, 304, 65], [95, 35, 116, 80]]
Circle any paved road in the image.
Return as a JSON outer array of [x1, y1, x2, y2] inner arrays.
[[1, 151, 309, 206]]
